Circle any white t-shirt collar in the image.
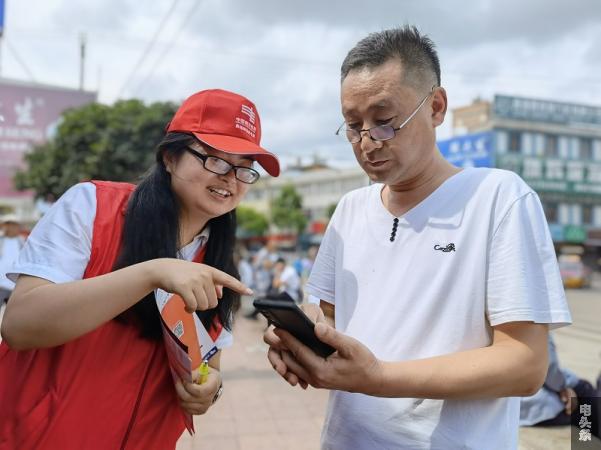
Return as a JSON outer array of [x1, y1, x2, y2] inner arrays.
[[177, 226, 211, 260]]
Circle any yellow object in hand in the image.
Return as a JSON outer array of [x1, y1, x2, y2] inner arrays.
[[197, 360, 209, 384]]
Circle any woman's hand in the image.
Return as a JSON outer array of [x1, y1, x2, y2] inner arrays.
[[175, 368, 222, 415], [149, 259, 252, 312]]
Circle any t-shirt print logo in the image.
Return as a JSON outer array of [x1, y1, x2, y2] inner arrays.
[[434, 243, 456, 252]]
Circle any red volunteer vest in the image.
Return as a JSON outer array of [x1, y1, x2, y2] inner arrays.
[[0, 181, 218, 449]]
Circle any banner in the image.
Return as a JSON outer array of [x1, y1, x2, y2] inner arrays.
[[0, 0, 5, 37], [0, 79, 96, 197], [438, 132, 493, 168]]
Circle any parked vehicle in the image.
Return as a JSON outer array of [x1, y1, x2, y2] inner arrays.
[[558, 255, 592, 289]]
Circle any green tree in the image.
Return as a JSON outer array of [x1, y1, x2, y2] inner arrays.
[[236, 206, 269, 237], [14, 99, 177, 198], [271, 184, 308, 234], [327, 202, 338, 219]]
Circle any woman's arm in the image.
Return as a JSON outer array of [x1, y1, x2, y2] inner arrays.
[[1, 259, 251, 350]]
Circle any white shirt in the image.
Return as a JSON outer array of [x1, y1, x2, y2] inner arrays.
[[278, 265, 302, 302], [8, 182, 232, 348], [306, 168, 571, 450], [0, 236, 24, 291], [238, 259, 254, 288]]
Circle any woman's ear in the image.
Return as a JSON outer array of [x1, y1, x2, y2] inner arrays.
[[162, 151, 174, 173]]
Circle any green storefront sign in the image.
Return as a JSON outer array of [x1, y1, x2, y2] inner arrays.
[[563, 225, 587, 243], [496, 154, 601, 196]]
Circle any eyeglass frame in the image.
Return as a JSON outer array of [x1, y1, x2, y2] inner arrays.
[[335, 86, 436, 144], [185, 146, 261, 184]]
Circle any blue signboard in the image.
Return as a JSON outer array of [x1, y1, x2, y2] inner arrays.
[[548, 224, 564, 242], [438, 132, 493, 168], [0, 0, 4, 36]]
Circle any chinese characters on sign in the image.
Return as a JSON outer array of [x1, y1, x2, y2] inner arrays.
[[0, 81, 96, 197], [497, 154, 601, 195], [494, 95, 601, 127], [438, 132, 493, 168]]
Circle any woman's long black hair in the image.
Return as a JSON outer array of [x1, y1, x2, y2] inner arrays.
[[113, 132, 240, 340]]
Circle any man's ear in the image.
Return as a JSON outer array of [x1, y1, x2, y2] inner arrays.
[[431, 86, 447, 128]]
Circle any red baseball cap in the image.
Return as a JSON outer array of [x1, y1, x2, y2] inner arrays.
[[167, 89, 280, 177]]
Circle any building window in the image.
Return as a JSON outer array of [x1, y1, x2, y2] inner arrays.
[[583, 204, 593, 225], [545, 134, 558, 158], [595, 206, 601, 226], [544, 202, 558, 223], [572, 204, 582, 226], [508, 130, 521, 153], [559, 204, 571, 225], [580, 138, 593, 160], [495, 131, 508, 153], [594, 139, 601, 161]]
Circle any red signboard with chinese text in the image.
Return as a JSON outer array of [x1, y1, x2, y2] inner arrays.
[[0, 79, 96, 197]]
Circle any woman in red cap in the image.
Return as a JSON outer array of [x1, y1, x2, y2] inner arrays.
[[0, 89, 280, 449]]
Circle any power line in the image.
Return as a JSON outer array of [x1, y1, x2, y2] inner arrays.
[[116, 0, 181, 99], [4, 36, 36, 82], [133, 0, 205, 96]]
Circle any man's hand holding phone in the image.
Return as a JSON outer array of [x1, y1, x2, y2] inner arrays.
[[262, 303, 325, 389], [261, 301, 383, 395]]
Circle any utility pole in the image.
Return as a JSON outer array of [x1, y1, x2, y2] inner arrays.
[[79, 32, 86, 90]]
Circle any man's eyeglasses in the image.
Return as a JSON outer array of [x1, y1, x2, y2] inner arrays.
[[335, 87, 435, 144], [185, 147, 260, 184]]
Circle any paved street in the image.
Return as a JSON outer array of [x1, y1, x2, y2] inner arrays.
[[178, 279, 601, 450]]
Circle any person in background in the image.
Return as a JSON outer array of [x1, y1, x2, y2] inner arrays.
[[293, 244, 319, 282], [244, 239, 281, 319], [34, 193, 57, 217], [0, 215, 26, 305], [272, 257, 302, 303], [235, 243, 254, 290], [254, 238, 280, 270], [520, 335, 599, 438]]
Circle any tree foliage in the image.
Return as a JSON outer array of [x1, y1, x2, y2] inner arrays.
[[327, 202, 338, 219], [271, 184, 307, 234], [15, 99, 177, 198], [236, 205, 269, 237]]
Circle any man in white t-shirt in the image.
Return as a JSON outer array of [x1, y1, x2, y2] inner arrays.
[[264, 26, 571, 450]]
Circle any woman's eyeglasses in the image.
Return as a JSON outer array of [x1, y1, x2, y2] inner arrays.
[[186, 147, 260, 184]]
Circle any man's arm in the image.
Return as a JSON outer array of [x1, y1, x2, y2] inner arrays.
[[2, 261, 250, 350], [375, 321, 548, 398], [318, 300, 335, 327], [275, 320, 549, 399], [542, 336, 566, 392]]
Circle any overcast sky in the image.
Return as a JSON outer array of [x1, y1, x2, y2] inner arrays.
[[3, 0, 601, 168]]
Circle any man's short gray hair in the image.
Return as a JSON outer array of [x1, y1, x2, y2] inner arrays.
[[341, 26, 441, 91]]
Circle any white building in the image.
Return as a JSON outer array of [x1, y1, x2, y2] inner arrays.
[[242, 165, 369, 227]]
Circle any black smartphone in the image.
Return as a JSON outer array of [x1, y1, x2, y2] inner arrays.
[[253, 298, 335, 358]]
